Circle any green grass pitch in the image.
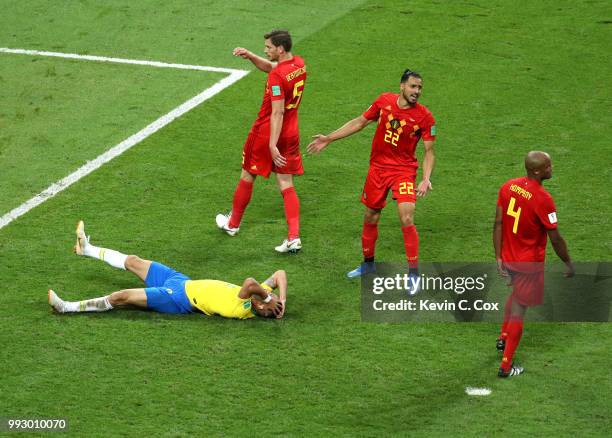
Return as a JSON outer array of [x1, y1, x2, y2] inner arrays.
[[0, 0, 610, 435]]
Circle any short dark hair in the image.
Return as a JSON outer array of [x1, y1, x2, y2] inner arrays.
[[401, 69, 422, 83], [264, 29, 292, 51]]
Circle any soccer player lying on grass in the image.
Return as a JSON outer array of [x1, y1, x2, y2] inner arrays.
[[48, 221, 286, 319]]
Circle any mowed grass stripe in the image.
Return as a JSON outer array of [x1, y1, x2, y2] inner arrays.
[[0, 55, 233, 219]]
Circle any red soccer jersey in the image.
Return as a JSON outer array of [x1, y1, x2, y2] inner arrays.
[[362, 93, 436, 169], [249, 56, 307, 140], [497, 176, 558, 264]]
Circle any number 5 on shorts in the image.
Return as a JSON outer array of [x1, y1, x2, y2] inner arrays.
[[399, 181, 414, 195]]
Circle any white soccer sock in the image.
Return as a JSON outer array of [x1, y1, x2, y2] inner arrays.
[[64, 296, 113, 312], [83, 243, 127, 270]]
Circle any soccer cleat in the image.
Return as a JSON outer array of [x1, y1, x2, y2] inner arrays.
[[215, 213, 239, 237], [74, 220, 90, 255], [48, 289, 66, 313], [496, 337, 506, 352], [347, 262, 376, 278], [275, 238, 302, 254], [498, 363, 524, 378]]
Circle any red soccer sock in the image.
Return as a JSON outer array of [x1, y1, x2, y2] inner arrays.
[[401, 225, 419, 269], [501, 318, 524, 371], [228, 179, 254, 228], [362, 222, 379, 260], [499, 295, 514, 340], [281, 186, 300, 240]]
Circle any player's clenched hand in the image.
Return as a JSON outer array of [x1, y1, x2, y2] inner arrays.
[[274, 300, 286, 319], [264, 296, 284, 319], [232, 47, 252, 59], [496, 259, 509, 277], [416, 179, 432, 197], [307, 134, 331, 154], [270, 146, 287, 167]]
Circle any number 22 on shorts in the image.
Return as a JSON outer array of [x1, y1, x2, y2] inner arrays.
[[399, 181, 414, 195]]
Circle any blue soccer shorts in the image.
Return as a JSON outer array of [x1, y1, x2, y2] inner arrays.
[[144, 262, 194, 314]]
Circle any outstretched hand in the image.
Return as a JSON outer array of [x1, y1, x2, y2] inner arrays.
[[416, 179, 432, 197], [307, 134, 331, 155], [232, 47, 252, 59]]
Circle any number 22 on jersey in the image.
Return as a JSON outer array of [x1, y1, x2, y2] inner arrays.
[[506, 197, 522, 234], [384, 130, 399, 146]]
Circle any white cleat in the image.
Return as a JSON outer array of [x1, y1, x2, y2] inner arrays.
[[215, 213, 239, 237], [275, 238, 302, 254], [74, 220, 90, 255], [48, 289, 66, 313]]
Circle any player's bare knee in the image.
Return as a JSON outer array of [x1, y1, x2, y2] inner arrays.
[[109, 290, 129, 306], [400, 214, 414, 227], [364, 208, 381, 224], [240, 169, 256, 183], [276, 174, 294, 191], [125, 255, 142, 271]]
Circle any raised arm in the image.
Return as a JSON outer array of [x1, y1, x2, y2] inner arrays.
[[238, 277, 271, 301], [233, 47, 275, 73], [263, 270, 287, 318], [238, 274, 286, 318], [546, 228, 575, 277], [307, 115, 373, 154]]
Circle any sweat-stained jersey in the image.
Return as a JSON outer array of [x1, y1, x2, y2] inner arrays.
[[497, 176, 558, 265], [362, 93, 436, 170], [249, 56, 307, 140]]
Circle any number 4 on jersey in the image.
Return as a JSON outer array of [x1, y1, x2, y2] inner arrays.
[[506, 196, 521, 234]]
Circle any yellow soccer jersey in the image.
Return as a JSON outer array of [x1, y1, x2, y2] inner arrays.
[[184, 280, 255, 319]]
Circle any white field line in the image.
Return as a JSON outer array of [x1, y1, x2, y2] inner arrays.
[[465, 387, 492, 396], [0, 48, 250, 231], [0, 47, 240, 74]]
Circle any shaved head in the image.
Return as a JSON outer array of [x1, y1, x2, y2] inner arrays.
[[525, 151, 552, 181]]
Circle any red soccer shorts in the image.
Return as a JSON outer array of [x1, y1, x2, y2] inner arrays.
[[360, 166, 417, 209], [509, 270, 545, 307], [242, 133, 304, 178]]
